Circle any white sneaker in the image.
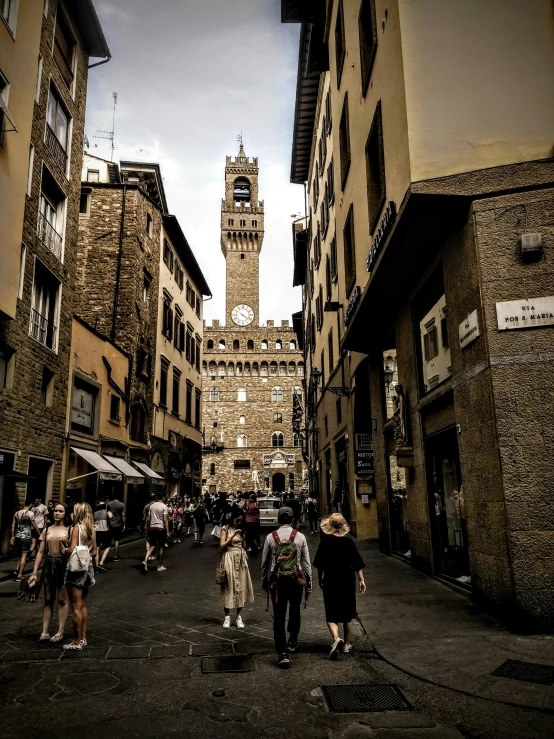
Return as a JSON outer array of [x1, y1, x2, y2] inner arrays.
[[222, 616, 231, 629], [156, 565, 167, 572], [330, 638, 343, 660], [236, 616, 244, 629]]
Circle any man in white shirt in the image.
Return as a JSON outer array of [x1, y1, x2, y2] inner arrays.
[[143, 492, 169, 573], [261, 506, 312, 668], [30, 498, 48, 558]]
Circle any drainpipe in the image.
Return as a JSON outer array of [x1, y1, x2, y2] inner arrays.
[[88, 53, 112, 70], [111, 185, 127, 342]]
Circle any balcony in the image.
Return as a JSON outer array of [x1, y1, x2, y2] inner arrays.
[[29, 309, 57, 350], [45, 125, 67, 172], [37, 212, 62, 260]]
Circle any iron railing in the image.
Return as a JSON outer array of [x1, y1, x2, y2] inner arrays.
[[45, 124, 67, 171], [29, 309, 57, 350], [37, 212, 62, 260]]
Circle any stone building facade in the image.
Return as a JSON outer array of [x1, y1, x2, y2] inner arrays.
[[0, 1, 109, 552], [202, 145, 306, 494], [284, 0, 554, 630]]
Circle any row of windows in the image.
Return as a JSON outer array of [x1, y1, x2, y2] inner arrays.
[[207, 338, 297, 351], [227, 218, 258, 227], [208, 386, 302, 403], [232, 433, 303, 448], [159, 360, 201, 427], [162, 294, 201, 371], [203, 361, 304, 377]]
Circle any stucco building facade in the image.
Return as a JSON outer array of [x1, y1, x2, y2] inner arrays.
[[202, 145, 306, 495]]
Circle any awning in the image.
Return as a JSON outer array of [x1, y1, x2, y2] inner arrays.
[[71, 447, 122, 481], [132, 461, 165, 486], [104, 455, 145, 485]]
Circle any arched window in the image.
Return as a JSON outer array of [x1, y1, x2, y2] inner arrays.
[[219, 339, 226, 350], [236, 362, 242, 375], [209, 361, 217, 376], [272, 386, 284, 402], [237, 434, 247, 448], [270, 361, 277, 376], [244, 362, 251, 376], [273, 412, 282, 423], [297, 361, 304, 376], [233, 177, 251, 202], [239, 415, 246, 424], [292, 386, 303, 402], [202, 361, 207, 376], [210, 388, 219, 402], [290, 340, 296, 350], [261, 340, 268, 350], [288, 361, 296, 376], [207, 339, 214, 349], [252, 362, 259, 376], [260, 361, 268, 377], [233, 339, 240, 351], [272, 432, 284, 447], [238, 388, 247, 402], [218, 361, 226, 376], [276, 340, 282, 350], [293, 433, 303, 448], [247, 340, 254, 350], [210, 462, 216, 475], [279, 361, 287, 376], [227, 362, 235, 376]]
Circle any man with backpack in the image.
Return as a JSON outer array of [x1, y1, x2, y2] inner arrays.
[[261, 506, 312, 668]]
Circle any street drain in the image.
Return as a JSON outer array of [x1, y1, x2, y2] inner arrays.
[[201, 656, 254, 674], [322, 684, 412, 713], [490, 659, 554, 686]]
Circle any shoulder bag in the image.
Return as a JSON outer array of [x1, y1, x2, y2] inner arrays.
[[67, 525, 91, 572]]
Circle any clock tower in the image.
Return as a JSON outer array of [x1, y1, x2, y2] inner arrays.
[[221, 138, 264, 327]]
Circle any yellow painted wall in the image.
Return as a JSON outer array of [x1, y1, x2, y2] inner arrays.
[[0, 2, 43, 319]]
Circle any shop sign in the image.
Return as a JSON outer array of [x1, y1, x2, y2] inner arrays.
[[496, 296, 554, 330], [70, 385, 94, 432], [355, 449, 374, 477], [344, 285, 361, 326], [459, 310, 480, 349], [355, 433, 372, 450], [366, 201, 397, 273]]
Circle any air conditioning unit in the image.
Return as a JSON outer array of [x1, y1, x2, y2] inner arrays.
[[520, 233, 542, 257]]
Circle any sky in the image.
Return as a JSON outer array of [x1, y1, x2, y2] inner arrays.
[[85, 0, 305, 326]]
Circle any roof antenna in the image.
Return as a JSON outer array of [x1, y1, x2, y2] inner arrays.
[[94, 92, 118, 161]]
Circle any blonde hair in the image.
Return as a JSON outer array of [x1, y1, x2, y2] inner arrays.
[[72, 502, 94, 542]]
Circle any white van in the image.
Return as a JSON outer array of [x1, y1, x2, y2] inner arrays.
[[257, 496, 282, 528]]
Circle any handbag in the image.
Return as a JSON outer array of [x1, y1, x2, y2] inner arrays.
[[215, 560, 227, 585], [67, 525, 91, 572], [17, 571, 43, 603], [211, 524, 222, 539]]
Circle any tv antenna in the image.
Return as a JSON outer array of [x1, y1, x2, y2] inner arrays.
[[94, 92, 118, 161]]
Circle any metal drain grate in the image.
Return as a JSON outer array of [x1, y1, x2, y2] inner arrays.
[[322, 684, 412, 713], [491, 659, 554, 686], [201, 655, 254, 674]]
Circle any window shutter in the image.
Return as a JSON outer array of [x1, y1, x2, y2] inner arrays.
[[179, 322, 185, 351], [168, 308, 173, 340], [423, 332, 430, 362]]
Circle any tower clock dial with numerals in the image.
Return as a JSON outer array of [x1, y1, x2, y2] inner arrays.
[[231, 304, 254, 326]]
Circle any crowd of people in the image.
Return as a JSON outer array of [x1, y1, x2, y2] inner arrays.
[[11, 489, 366, 665]]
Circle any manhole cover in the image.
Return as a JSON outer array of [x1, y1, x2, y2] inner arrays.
[[322, 684, 412, 713], [201, 656, 254, 674], [491, 659, 554, 686]]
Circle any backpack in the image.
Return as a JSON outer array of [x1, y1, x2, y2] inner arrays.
[[271, 530, 305, 585]]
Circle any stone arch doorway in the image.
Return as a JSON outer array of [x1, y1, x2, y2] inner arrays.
[[272, 472, 285, 493]]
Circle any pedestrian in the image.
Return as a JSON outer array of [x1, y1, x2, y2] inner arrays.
[[62, 502, 97, 650], [28, 502, 71, 643], [192, 496, 206, 545], [173, 500, 183, 543], [46, 500, 55, 525], [261, 506, 312, 668], [10, 501, 40, 581], [93, 497, 113, 572], [306, 496, 319, 534], [107, 495, 125, 561], [313, 513, 366, 659], [290, 495, 301, 528], [219, 513, 254, 628], [332, 482, 342, 513], [143, 492, 169, 572], [29, 497, 48, 559], [244, 493, 260, 552], [184, 498, 193, 536]]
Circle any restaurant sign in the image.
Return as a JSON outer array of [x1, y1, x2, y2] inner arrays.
[[366, 201, 397, 273], [355, 449, 374, 478], [344, 285, 361, 326], [496, 296, 554, 331]]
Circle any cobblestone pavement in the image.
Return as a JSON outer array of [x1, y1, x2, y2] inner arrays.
[[0, 531, 553, 738]]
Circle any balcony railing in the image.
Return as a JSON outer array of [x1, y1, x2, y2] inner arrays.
[[29, 309, 57, 350], [37, 212, 63, 260], [45, 124, 67, 172]]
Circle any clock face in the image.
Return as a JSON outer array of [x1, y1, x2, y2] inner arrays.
[[232, 304, 254, 326]]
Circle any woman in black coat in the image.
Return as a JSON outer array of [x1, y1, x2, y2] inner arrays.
[[313, 513, 366, 659]]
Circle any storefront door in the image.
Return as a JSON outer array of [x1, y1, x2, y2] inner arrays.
[[387, 454, 410, 556], [425, 427, 470, 580]]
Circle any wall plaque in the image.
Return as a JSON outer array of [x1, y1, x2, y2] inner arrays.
[[496, 296, 554, 331], [459, 310, 480, 349]]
